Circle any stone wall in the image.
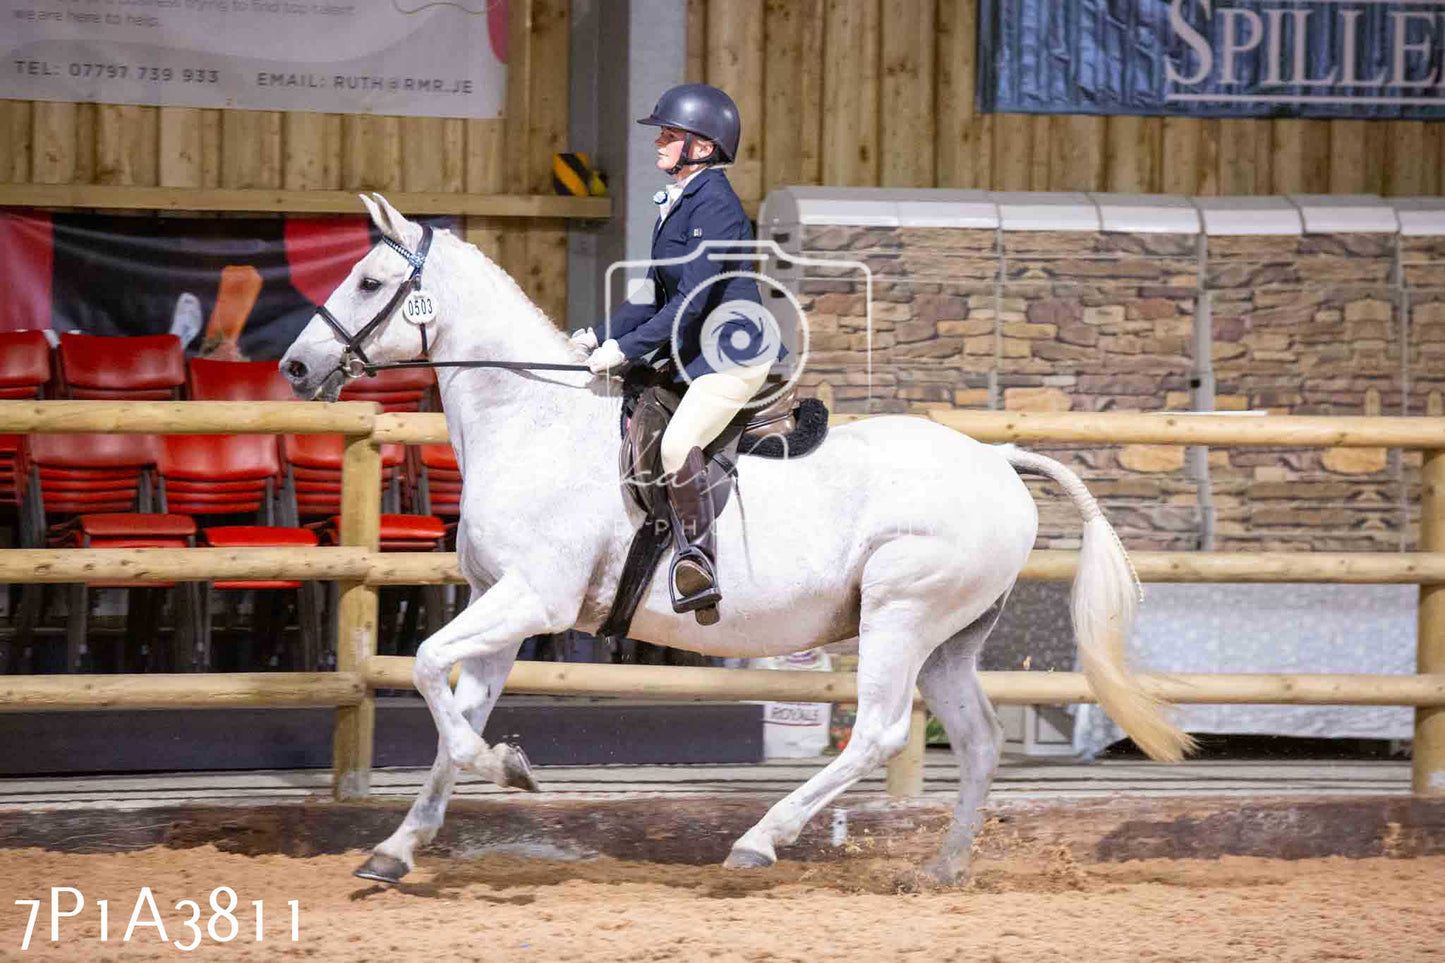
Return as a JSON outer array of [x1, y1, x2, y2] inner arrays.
[[785, 223, 1445, 553]]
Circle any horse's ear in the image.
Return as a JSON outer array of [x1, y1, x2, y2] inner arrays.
[[359, 192, 420, 250], [358, 193, 385, 232]]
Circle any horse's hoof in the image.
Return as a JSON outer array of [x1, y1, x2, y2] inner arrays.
[[501, 744, 540, 792], [722, 846, 775, 870], [353, 853, 410, 884]]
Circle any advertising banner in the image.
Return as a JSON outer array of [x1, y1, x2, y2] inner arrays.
[[0, 209, 454, 361], [979, 0, 1445, 119], [2, 0, 506, 118]]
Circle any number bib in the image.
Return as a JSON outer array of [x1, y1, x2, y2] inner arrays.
[[402, 290, 437, 325]]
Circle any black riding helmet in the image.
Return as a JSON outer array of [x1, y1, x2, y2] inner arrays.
[[636, 83, 740, 174]]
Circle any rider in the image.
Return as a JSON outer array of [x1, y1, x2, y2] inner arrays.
[[572, 83, 787, 621]]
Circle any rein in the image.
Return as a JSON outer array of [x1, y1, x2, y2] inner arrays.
[[321, 223, 590, 378]]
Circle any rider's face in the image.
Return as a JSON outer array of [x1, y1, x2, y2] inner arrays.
[[654, 127, 714, 177]]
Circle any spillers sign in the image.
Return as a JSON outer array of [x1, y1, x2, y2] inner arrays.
[[978, 0, 1445, 119]]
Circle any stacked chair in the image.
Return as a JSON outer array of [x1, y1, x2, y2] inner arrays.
[[0, 331, 54, 672], [19, 333, 190, 673]]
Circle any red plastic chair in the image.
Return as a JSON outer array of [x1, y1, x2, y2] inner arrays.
[[58, 333, 185, 400], [188, 357, 294, 403], [17, 431, 195, 673], [157, 433, 323, 671], [340, 366, 436, 413], [0, 330, 53, 510]]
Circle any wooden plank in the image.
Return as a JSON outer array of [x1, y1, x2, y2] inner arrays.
[[96, 105, 157, 186], [463, 118, 505, 261], [522, 218, 568, 327], [2, 101, 34, 183], [31, 102, 77, 185], [401, 118, 445, 193], [686, 0, 708, 83], [1161, 117, 1202, 195], [283, 112, 341, 191], [504, 0, 534, 197], [879, 0, 936, 188], [1329, 120, 1369, 194], [220, 111, 283, 189], [158, 108, 203, 189], [0, 183, 610, 217], [935, 0, 991, 188], [0, 673, 364, 712], [993, 113, 1033, 191], [199, 109, 222, 189], [1385, 121, 1428, 196], [763, 0, 809, 189], [1216, 119, 1257, 195], [1270, 119, 1329, 194], [798, 0, 825, 185], [1105, 115, 1160, 193], [1048, 115, 1104, 192], [1196, 119, 1220, 195], [1028, 114, 1051, 190], [822, 0, 880, 187], [341, 115, 402, 192], [707, 0, 764, 200], [73, 103, 96, 184], [527, 0, 570, 195]]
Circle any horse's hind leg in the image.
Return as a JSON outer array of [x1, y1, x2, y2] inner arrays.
[[355, 648, 518, 883], [915, 590, 1011, 885]]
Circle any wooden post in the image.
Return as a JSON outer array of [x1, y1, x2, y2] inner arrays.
[[1416, 449, 1445, 795], [886, 706, 927, 798], [333, 432, 381, 800]]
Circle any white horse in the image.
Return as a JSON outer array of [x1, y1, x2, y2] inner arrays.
[[280, 193, 1193, 886]]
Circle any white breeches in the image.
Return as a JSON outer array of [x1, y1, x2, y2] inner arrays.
[[660, 362, 772, 474]]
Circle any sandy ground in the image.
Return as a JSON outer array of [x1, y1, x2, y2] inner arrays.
[[2, 844, 1441, 962]]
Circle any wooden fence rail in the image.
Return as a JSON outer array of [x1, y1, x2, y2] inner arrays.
[[0, 400, 1442, 798]]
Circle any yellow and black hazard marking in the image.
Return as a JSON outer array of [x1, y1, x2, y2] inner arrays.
[[553, 152, 607, 197]]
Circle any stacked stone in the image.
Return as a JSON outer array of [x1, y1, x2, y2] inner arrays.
[[783, 213, 1445, 554]]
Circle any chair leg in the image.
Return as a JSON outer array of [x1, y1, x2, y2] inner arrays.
[[324, 581, 339, 670], [64, 583, 87, 673], [297, 582, 320, 673]]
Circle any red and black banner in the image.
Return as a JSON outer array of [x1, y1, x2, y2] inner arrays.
[[0, 210, 454, 360]]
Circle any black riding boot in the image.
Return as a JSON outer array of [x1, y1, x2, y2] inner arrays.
[[666, 446, 721, 625]]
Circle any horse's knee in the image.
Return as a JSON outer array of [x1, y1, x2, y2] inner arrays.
[[413, 643, 448, 687]]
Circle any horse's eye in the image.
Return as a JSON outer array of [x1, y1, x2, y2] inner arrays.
[[360, 277, 383, 292]]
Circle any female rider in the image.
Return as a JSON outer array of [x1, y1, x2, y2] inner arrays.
[[571, 83, 787, 623]]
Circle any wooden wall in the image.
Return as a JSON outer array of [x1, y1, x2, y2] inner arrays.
[[0, 0, 571, 326], [688, 0, 1445, 207]]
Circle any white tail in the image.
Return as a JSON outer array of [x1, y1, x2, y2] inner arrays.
[[1005, 448, 1195, 763]]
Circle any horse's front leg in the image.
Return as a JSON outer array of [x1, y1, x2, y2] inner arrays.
[[355, 650, 517, 884], [411, 573, 565, 785]]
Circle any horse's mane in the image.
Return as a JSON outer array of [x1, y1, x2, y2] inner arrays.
[[443, 228, 573, 350]]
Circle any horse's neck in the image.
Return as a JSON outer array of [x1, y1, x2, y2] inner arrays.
[[429, 239, 619, 476]]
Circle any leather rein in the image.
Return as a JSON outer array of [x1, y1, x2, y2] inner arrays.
[[319, 223, 589, 379]]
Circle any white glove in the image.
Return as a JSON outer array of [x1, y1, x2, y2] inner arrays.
[[586, 339, 628, 375], [569, 327, 598, 351]]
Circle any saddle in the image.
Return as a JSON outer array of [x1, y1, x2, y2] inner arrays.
[[596, 361, 830, 642]]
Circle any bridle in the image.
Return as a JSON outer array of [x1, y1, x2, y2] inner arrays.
[[316, 224, 589, 379]]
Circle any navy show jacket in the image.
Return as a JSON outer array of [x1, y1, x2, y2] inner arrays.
[[604, 167, 789, 382]]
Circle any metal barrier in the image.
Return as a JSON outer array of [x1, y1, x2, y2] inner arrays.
[[1, 401, 1442, 798]]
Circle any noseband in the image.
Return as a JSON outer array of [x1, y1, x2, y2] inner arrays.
[[317, 224, 435, 378]]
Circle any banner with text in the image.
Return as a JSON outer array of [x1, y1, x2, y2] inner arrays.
[[978, 0, 1445, 119], [3, 0, 506, 118]]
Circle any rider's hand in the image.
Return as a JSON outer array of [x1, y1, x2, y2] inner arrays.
[[569, 327, 599, 352], [586, 339, 627, 375]]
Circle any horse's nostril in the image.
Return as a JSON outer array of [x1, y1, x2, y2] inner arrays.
[[284, 360, 308, 380]]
